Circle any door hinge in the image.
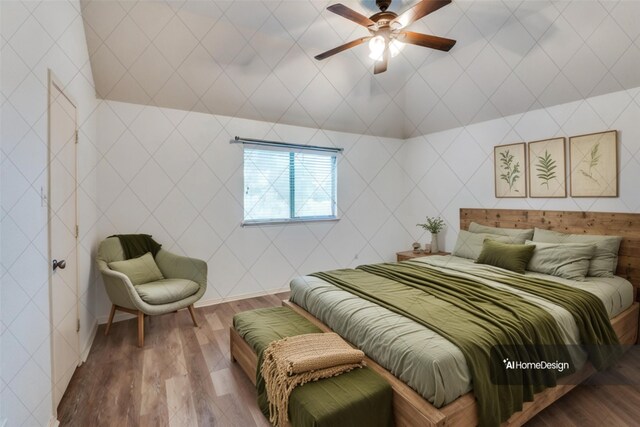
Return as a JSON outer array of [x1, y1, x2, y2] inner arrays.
[[76, 319, 80, 333], [75, 224, 79, 238]]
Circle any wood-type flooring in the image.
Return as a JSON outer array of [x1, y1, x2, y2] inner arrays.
[[58, 292, 640, 427]]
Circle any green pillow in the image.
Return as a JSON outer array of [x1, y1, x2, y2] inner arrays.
[[108, 252, 164, 286], [525, 240, 595, 281], [532, 228, 622, 277], [475, 240, 536, 274], [452, 230, 512, 260], [468, 222, 534, 243]]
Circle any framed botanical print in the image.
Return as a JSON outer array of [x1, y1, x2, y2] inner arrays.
[[528, 137, 566, 198], [569, 130, 618, 197], [494, 142, 526, 198]]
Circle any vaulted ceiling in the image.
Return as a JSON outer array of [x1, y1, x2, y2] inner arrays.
[[81, 0, 640, 139]]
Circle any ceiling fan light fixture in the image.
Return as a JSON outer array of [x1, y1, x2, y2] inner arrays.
[[369, 36, 404, 61], [389, 39, 405, 57], [368, 35, 386, 60], [317, 1, 456, 73]]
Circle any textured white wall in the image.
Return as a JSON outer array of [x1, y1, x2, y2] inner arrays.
[[0, 1, 100, 425], [0, 3, 3, 422], [94, 100, 414, 320], [400, 86, 640, 252]]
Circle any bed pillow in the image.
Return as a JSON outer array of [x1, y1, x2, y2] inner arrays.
[[468, 222, 534, 243], [108, 252, 164, 286], [532, 228, 622, 277], [525, 240, 595, 281], [452, 230, 512, 260], [475, 240, 536, 274]]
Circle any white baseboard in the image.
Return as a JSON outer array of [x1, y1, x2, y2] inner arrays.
[[97, 311, 136, 325], [195, 286, 290, 309], [96, 287, 290, 324], [80, 320, 98, 363], [48, 416, 60, 427]]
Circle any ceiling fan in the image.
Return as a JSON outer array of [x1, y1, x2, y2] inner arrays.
[[315, 0, 456, 74]]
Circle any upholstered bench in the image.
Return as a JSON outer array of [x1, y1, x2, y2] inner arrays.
[[231, 306, 393, 427]]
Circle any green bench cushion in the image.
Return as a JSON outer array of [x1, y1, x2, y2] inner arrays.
[[233, 307, 393, 427], [234, 307, 323, 351]]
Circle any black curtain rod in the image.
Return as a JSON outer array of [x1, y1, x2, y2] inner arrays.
[[231, 136, 343, 153]]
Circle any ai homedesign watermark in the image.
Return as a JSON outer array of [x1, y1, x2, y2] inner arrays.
[[489, 344, 579, 385], [502, 358, 570, 373]]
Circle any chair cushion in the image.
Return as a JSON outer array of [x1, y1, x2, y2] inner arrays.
[[108, 252, 164, 286], [134, 278, 199, 305]]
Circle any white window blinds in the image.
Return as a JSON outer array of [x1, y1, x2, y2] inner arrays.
[[241, 141, 339, 225]]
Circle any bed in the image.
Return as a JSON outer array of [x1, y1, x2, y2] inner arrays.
[[240, 209, 640, 426]]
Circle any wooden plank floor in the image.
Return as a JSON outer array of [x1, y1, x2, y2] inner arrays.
[[58, 293, 640, 427]]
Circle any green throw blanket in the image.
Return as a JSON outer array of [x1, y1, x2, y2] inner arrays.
[[109, 234, 162, 259], [311, 262, 620, 427]]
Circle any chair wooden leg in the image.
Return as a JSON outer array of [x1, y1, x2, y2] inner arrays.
[[188, 304, 199, 327], [137, 311, 144, 347], [104, 304, 116, 336]]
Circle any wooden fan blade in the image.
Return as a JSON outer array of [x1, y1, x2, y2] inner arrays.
[[374, 48, 389, 74], [399, 31, 456, 51], [327, 3, 375, 27], [314, 37, 371, 60], [393, 0, 451, 28]]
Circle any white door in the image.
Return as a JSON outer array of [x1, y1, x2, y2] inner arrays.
[[48, 71, 80, 412]]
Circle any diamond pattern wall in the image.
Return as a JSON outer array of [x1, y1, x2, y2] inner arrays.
[[95, 100, 414, 319], [1, 1, 100, 425], [81, 0, 640, 139], [3, 1, 640, 426], [399, 85, 640, 252]]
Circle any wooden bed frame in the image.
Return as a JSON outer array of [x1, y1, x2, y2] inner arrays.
[[230, 208, 640, 426]]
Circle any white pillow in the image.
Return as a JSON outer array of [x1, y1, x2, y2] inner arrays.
[[452, 230, 512, 260], [525, 240, 595, 281], [468, 222, 534, 244]]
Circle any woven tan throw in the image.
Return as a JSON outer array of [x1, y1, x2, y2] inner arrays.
[[261, 332, 365, 427]]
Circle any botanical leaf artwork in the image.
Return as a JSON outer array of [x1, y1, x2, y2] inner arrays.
[[569, 131, 616, 197], [499, 150, 521, 192], [535, 150, 557, 188], [579, 143, 600, 184], [528, 138, 566, 198], [495, 143, 527, 198]]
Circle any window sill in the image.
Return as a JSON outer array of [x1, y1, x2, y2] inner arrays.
[[241, 217, 340, 227]]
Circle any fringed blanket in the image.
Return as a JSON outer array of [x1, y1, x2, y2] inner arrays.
[[261, 332, 365, 427]]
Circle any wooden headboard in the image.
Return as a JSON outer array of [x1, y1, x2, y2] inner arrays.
[[460, 208, 640, 299]]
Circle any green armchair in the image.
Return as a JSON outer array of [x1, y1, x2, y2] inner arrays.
[[96, 237, 207, 346]]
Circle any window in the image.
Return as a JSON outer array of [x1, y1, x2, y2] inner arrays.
[[242, 143, 339, 225]]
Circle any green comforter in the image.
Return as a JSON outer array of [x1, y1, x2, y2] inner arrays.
[[311, 261, 620, 427]]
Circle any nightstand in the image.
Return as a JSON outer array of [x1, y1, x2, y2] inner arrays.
[[396, 251, 451, 262]]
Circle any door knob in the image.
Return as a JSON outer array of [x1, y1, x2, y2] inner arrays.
[[52, 259, 66, 271]]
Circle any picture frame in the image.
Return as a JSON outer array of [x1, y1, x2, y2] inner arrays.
[[528, 137, 566, 198], [494, 142, 527, 198], [569, 130, 618, 197]]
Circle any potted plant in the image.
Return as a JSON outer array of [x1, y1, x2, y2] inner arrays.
[[417, 216, 445, 253]]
